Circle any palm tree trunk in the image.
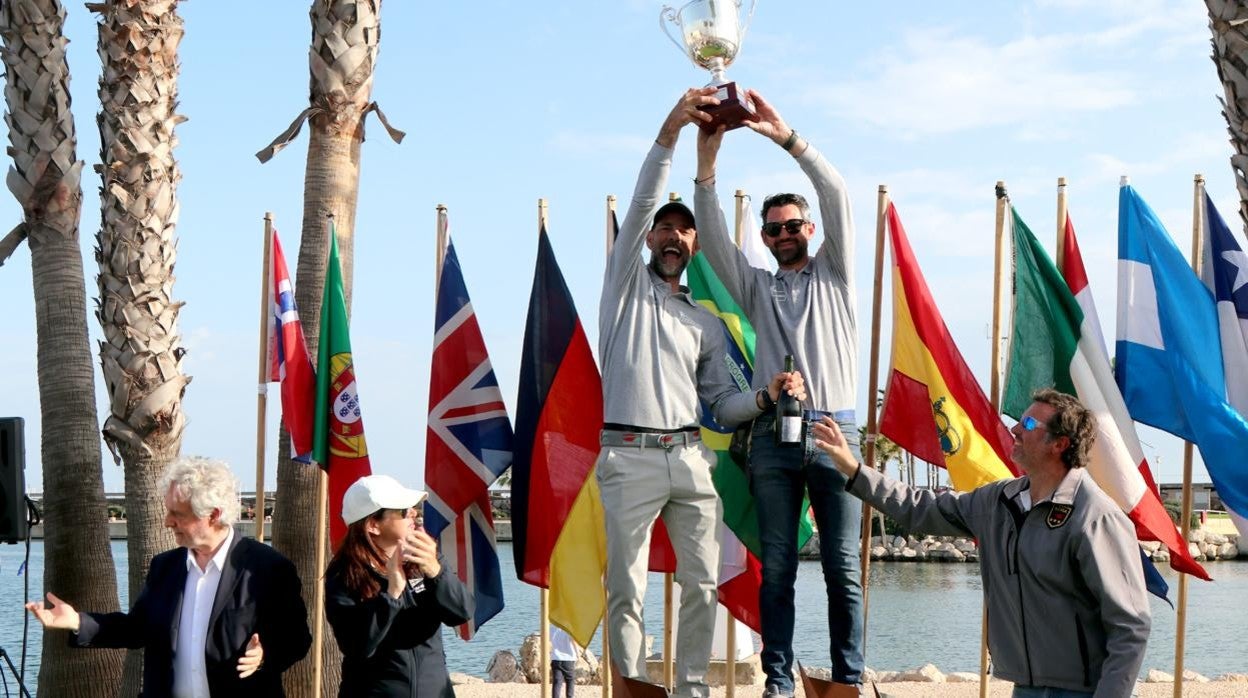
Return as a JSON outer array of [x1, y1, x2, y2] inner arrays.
[[1207, 1, 1248, 228], [90, 1, 188, 691], [0, 2, 125, 695], [263, 2, 401, 694]]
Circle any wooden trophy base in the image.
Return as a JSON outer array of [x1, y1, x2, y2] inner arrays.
[[698, 81, 758, 131]]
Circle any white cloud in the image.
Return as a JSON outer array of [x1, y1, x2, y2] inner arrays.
[[808, 27, 1138, 137]]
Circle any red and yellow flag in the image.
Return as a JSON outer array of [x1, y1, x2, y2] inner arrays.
[[879, 203, 1017, 491]]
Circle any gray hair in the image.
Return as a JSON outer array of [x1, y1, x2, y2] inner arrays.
[[159, 457, 241, 527], [760, 193, 813, 222]]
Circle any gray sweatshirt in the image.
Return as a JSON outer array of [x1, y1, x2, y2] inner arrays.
[[693, 144, 857, 414], [848, 465, 1151, 697], [598, 142, 762, 431]]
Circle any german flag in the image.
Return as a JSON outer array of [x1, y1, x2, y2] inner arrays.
[[513, 227, 605, 601], [879, 203, 1017, 491]]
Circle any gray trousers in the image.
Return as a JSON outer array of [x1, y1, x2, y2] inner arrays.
[[597, 441, 721, 698]]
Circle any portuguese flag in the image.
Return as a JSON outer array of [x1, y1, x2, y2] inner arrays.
[[1002, 208, 1208, 580], [312, 227, 372, 548], [878, 203, 1017, 490]]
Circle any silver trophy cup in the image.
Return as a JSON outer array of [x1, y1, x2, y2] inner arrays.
[[660, 0, 758, 129]]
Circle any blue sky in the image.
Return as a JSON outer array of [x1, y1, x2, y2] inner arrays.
[[0, 0, 1238, 494]]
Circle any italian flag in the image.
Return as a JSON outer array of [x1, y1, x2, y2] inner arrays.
[[1002, 209, 1209, 580]]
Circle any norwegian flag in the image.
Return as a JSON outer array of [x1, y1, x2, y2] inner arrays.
[[425, 229, 511, 639], [266, 228, 316, 461]]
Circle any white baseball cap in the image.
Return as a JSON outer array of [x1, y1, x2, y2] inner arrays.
[[341, 474, 428, 525]]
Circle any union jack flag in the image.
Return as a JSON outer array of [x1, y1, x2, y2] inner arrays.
[[266, 228, 316, 461], [425, 227, 511, 639]]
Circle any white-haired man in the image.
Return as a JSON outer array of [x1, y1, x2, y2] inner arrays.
[[28, 457, 312, 697]]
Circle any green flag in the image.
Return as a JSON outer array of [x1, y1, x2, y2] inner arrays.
[[312, 227, 372, 547]]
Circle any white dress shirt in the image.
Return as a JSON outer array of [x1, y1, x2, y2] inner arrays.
[[173, 526, 234, 698]]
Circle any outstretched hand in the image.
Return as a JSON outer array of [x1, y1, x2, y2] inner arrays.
[[237, 633, 264, 678], [656, 87, 721, 148], [25, 592, 80, 631], [695, 124, 726, 182], [742, 89, 791, 145], [810, 417, 860, 477]]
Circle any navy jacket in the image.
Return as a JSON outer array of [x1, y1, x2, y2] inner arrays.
[[73, 535, 312, 697], [324, 556, 473, 697]]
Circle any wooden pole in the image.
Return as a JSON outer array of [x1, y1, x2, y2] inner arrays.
[[1055, 178, 1068, 266], [979, 181, 1010, 698], [312, 470, 328, 698], [1173, 174, 1206, 697], [663, 188, 679, 694], [538, 198, 552, 698], [603, 194, 615, 698], [859, 185, 889, 661], [254, 213, 274, 543]]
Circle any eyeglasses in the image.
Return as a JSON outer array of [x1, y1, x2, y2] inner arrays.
[[762, 219, 807, 238], [1020, 415, 1044, 431]]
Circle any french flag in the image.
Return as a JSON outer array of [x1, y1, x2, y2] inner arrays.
[[267, 229, 316, 461]]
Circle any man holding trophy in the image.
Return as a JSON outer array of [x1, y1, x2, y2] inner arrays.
[[597, 87, 805, 698]]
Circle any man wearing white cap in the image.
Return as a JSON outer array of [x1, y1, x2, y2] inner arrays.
[[324, 474, 473, 697]]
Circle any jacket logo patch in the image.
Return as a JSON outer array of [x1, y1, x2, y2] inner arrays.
[[1047, 504, 1073, 529]]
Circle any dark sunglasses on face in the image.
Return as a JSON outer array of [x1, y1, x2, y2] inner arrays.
[[1020, 415, 1044, 431], [762, 219, 807, 238]]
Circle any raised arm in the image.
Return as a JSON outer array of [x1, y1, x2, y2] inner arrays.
[[692, 126, 768, 312], [604, 88, 719, 298], [744, 89, 855, 286]]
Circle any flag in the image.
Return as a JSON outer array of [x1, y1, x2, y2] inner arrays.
[[686, 249, 811, 632], [610, 206, 679, 575], [424, 233, 511, 639], [878, 203, 1017, 491], [311, 227, 372, 548], [1002, 207, 1208, 581], [514, 226, 607, 646], [1116, 184, 1248, 524], [266, 228, 316, 462], [1198, 192, 1248, 541]]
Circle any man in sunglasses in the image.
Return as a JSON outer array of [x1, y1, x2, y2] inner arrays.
[[598, 88, 806, 698], [693, 89, 864, 697], [811, 389, 1150, 698]]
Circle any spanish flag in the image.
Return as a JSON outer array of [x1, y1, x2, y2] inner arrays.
[[879, 203, 1016, 490]]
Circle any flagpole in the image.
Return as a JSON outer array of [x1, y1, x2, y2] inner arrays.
[[663, 191, 679, 693], [538, 197, 553, 698], [310, 215, 335, 698], [722, 188, 751, 698], [436, 204, 447, 292], [1172, 174, 1206, 697], [602, 194, 616, 698], [1055, 178, 1068, 267], [980, 180, 1010, 698], [859, 185, 889, 662], [254, 213, 274, 543]]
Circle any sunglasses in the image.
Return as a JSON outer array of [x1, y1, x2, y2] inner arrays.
[[762, 219, 807, 238], [1020, 415, 1044, 431]]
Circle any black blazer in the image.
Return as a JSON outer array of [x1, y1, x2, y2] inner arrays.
[[73, 535, 312, 697]]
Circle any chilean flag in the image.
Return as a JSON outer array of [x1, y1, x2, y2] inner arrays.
[[266, 229, 316, 461], [425, 230, 509, 639]]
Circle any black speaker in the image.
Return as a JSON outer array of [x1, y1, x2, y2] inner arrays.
[[0, 417, 28, 544]]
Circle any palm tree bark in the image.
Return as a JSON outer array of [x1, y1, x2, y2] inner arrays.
[[260, 1, 402, 694], [1208, 0, 1248, 227], [89, 0, 189, 691], [0, 1, 125, 695]]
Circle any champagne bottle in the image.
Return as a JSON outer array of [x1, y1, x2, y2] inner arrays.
[[775, 354, 803, 447]]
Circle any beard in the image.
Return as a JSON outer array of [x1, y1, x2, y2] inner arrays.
[[770, 236, 809, 266], [649, 250, 689, 281]]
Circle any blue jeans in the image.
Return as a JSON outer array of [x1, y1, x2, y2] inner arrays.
[[1012, 688, 1094, 698], [750, 413, 864, 690]]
